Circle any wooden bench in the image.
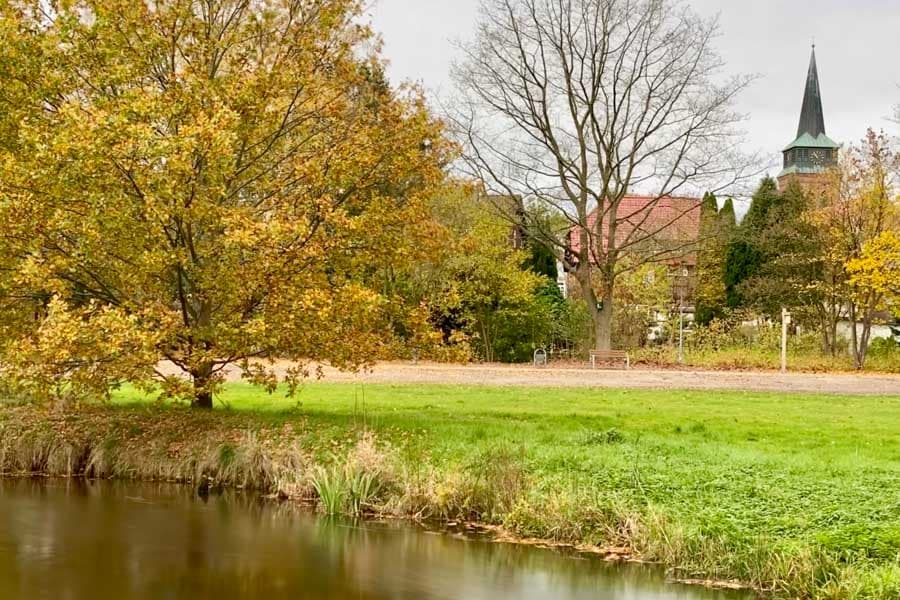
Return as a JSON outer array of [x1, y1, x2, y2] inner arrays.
[[590, 350, 630, 369]]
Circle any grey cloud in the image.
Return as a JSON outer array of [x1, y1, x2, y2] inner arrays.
[[370, 0, 899, 182]]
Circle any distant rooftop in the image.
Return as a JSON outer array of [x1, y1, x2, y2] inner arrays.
[[568, 195, 701, 267]]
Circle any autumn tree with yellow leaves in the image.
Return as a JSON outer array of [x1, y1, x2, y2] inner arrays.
[[848, 231, 900, 319], [811, 130, 900, 368], [0, 0, 449, 406]]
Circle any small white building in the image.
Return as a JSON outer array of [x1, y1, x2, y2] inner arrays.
[[555, 260, 568, 297], [836, 321, 899, 350]]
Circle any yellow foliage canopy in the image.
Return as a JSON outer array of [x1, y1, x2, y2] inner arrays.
[[0, 0, 450, 405], [847, 231, 900, 312]]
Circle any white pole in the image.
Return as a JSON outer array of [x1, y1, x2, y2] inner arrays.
[[781, 307, 789, 373], [678, 307, 684, 364]]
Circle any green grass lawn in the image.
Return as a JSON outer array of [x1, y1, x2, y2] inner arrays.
[[4, 382, 897, 597], [116, 383, 900, 596]]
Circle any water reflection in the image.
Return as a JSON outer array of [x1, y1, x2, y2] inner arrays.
[[0, 479, 751, 600]]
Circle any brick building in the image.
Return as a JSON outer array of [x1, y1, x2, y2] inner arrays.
[[566, 194, 702, 304]]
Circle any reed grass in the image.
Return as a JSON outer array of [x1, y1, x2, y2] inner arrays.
[[310, 466, 347, 515]]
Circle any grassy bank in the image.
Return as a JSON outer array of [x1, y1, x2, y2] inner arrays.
[[2, 383, 900, 598]]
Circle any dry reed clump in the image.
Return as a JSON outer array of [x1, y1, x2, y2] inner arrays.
[[384, 444, 529, 523], [0, 405, 391, 514], [267, 442, 314, 500], [345, 431, 391, 481], [0, 405, 312, 496], [205, 431, 286, 491]]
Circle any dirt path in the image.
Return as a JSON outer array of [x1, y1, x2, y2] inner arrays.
[[211, 361, 900, 396]]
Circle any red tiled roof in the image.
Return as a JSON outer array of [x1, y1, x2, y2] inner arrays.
[[569, 195, 701, 266]]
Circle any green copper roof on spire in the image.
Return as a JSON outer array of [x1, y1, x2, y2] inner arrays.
[[783, 132, 839, 152]]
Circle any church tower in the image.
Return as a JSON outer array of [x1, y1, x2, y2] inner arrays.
[[777, 46, 839, 191]]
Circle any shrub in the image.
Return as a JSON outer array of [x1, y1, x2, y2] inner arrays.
[[869, 336, 900, 356]]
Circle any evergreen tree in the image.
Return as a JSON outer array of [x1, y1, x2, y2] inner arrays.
[[526, 241, 559, 281], [719, 198, 737, 233], [740, 182, 816, 316], [724, 178, 779, 308], [742, 177, 779, 232], [526, 239, 565, 314], [740, 181, 845, 354], [694, 192, 727, 325]]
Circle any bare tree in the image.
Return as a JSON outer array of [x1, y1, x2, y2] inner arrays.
[[451, 0, 757, 350]]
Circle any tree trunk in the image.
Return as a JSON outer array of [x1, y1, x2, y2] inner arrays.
[[193, 388, 213, 410], [820, 307, 839, 357], [857, 316, 873, 370], [594, 297, 613, 351], [191, 364, 214, 409], [578, 268, 614, 352], [829, 296, 841, 357], [481, 319, 494, 363], [849, 303, 862, 370], [829, 316, 838, 357]]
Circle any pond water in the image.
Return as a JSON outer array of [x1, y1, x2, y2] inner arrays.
[[0, 479, 752, 600]]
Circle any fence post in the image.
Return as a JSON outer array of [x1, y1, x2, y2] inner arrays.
[[781, 308, 790, 373]]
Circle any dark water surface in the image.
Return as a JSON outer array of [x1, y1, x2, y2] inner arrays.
[[0, 479, 752, 600]]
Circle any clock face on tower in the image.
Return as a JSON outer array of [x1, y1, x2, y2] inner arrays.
[[810, 149, 826, 166]]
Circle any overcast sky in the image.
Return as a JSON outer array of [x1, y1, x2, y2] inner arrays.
[[368, 0, 900, 181]]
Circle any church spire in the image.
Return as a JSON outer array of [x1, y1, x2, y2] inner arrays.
[[778, 45, 838, 190], [797, 46, 827, 139]]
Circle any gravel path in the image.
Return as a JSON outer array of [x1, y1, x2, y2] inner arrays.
[[209, 361, 900, 396]]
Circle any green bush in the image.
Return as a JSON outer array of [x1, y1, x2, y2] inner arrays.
[[869, 336, 900, 356]]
